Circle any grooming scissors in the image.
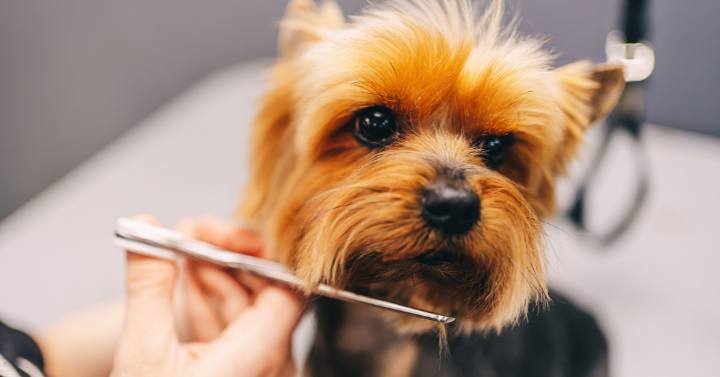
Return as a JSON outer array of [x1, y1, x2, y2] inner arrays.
[[113, 217, 455, 324]]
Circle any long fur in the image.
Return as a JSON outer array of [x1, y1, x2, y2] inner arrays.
[[238, 0, 623, 334]]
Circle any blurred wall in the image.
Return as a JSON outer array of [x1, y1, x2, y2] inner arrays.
[[1, 0, 718, 219]]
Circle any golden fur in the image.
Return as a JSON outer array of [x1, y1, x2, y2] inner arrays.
[[238, 0, 623, 333]]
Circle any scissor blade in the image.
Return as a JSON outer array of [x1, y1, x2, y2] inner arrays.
[[114, 218, 455, 324]]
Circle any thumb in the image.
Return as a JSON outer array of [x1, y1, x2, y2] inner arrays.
[[122, 215, 178, 342]]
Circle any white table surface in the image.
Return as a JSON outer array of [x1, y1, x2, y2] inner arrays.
[[1, 60, 718, 377]]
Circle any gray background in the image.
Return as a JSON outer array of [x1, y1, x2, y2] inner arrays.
[[1, 0, 719, 219]]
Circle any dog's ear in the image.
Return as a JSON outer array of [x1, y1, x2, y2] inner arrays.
[[279, 0, 344, 57], [555, 61, 625, 127]]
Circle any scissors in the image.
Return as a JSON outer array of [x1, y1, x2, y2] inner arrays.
[[113, 217, 455, 324]]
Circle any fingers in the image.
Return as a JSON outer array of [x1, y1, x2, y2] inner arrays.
[[182, 263, 224, 341], [207, 286, 303, 376], [253, 286, 305, 333], [193, 263, 251, 326], [177, 219, 251, 341], [122, 215, 178, 345], [178, 219, 224, 341], [175, 217, 302, 346], [221, 285, 304, 349], [174, 216, 303, 356], [179, 216, 263, 256]]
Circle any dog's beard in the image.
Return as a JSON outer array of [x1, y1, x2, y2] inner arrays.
[[339, 249, 489, 332], [281, 138, 548, 333]]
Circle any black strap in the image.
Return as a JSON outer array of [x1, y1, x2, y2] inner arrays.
[[0, 320, 46, 377], [567, 84, 650, 245], [566, 0, 652, 246], [623, 0, 649, 43]]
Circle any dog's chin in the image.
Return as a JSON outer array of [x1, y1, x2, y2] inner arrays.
[[336, 249, 492, 334]]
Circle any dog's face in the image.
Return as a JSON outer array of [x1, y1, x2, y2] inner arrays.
[[239, 0, 624, 333]]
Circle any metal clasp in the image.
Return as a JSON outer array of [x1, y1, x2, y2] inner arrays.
[[605, 30, 655, 82]]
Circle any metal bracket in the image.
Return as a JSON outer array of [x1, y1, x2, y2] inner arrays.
[[606, 30, 655, 82]]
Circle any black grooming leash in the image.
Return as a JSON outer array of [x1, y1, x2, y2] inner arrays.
[[567, 0, 654, 246]]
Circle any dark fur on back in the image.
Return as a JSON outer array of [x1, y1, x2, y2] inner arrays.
[[308, 291, 608, 377]]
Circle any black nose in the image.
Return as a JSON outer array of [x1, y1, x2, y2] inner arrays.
[[421, 182, 480, 235]]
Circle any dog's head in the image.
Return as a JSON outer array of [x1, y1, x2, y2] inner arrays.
[[239, 0, 623, 333]]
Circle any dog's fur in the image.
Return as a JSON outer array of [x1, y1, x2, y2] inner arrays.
[[238, 0, 623, 375]]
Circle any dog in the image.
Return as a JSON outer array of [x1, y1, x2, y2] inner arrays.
[[238, 0, 624, 375]]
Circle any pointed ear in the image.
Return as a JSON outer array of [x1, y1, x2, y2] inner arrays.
[[555, 61, 625, 127], [278, 0, 344, 57]]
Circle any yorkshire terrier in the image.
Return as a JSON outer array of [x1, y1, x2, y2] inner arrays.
[[238, 0, 624, 376]]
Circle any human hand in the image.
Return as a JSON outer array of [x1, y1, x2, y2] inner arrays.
[[111, 215, 303, 377]]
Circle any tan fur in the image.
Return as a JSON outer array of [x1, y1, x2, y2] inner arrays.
[[238, 0, 624, 333], [378, 340, 419, 377]]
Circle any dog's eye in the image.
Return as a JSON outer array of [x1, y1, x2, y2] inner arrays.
[[477, 134, 514, 169], [352, 106, 398, 148]]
